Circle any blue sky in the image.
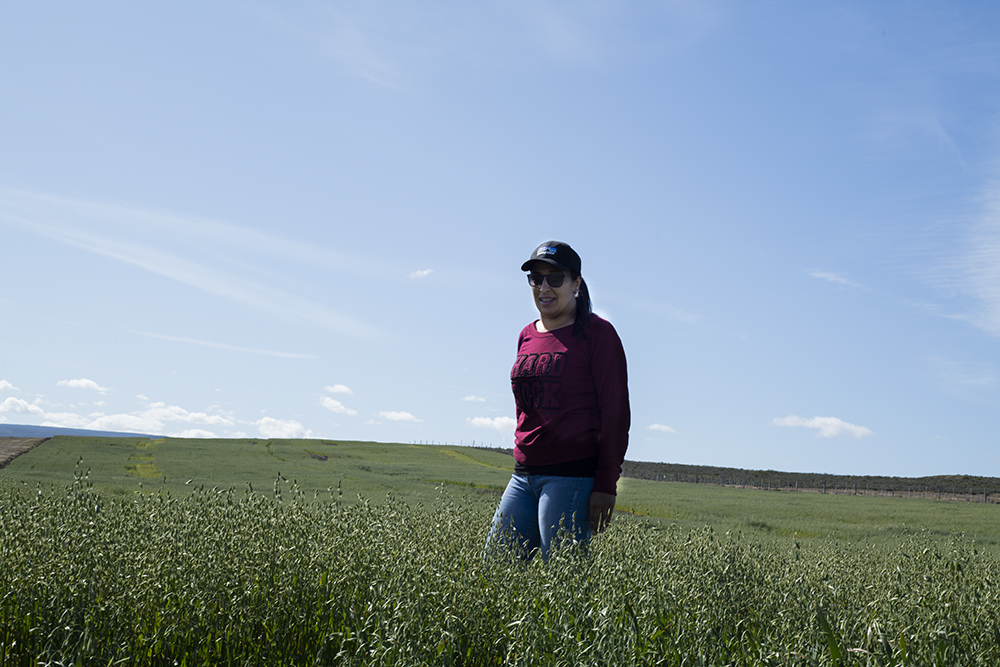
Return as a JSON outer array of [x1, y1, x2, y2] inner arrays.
[[2, 1, 999, 477]]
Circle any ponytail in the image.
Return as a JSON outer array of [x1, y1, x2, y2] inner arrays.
[[573, 277, 592, 338]]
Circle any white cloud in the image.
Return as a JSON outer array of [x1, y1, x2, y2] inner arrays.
[[40, 412, 92, 428], [325, 384, 353, 394], [409, 269, 433, 278], [467, 416, 516, 433], [141, 402, 234, 426], [321, 396, 358, 416], [461, 395, 486, 402], [34, 402, 235, 435], [86, 414, 163, 433], [809, 271, 866, 290], [379, 410, 422, 422], [647, 423, 676, 433], [772, 415, 872, 439], [0, 380, 17, 391], [0, 397, 45, 415], [57, 378, 110, 392], [171, 429, 217, 438], [255, 417, 313, 439]]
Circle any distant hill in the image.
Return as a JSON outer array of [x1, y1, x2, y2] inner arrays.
[[0, 423, 161, 439]]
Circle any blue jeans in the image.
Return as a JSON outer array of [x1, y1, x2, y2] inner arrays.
[[486, 474, 595, 561]]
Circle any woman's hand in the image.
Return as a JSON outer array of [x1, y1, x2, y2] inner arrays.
[[589, 491, 616, 533]]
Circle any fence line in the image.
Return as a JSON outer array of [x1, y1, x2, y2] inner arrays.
[[627, 471, 997, 504]]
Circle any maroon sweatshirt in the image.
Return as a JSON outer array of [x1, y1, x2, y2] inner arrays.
[[510, 314, 630, 495]]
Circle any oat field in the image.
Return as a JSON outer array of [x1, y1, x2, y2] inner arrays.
[[3, 464, 1000, 666]]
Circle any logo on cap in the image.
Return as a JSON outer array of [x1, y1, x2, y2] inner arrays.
[[537, 246, 557, 256]]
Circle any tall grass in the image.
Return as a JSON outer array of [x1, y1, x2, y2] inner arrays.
[[2, 469, 999, 665]]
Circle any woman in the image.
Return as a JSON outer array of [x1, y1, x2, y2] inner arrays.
[[487, 240, 630, 561]]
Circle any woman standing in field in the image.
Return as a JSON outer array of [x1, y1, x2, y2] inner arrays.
[[487, 240, 630, 561]]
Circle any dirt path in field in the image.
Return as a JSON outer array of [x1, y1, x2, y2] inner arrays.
[[0, 437, 49, 469]]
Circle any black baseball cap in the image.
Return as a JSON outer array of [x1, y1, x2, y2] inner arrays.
[[520, 241, 582, 274]]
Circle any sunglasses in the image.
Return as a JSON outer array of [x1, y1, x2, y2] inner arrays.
[[527, 273, 568, 288]]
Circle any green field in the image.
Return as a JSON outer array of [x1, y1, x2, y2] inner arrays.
[[0, 436, 515, 502], [5, 435, 1000, 548], [618, 476, 1000, 549], [3, 437, 1000, 665]]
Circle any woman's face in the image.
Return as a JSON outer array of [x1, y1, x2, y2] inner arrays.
[[526, 262, 582, 327]]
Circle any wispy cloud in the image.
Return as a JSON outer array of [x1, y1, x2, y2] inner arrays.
[[321, 396, 358, 416], [315, 5, 411, 90], [616, 295, 701, 324], [57, 378, 110, 393], [911, 180, 1000, 338], [257, 1, 720, 92], [771, 415, 872, 438], [867, 108, 965, 166], [467, 416, 516, 433], [380, 410, 422, 422], [926, 356, 997, 394], [0, 380, 17, 391], [325, 384, 353, 394], [461, 395, 486, 402], [809, 271, 867, 290], [0, 188, 382, 337], [409, 269, 433, 279], [647, 423, 676, 433], [513, 1, 721, 66], [961, 185, 1000, 337], [253, 3, 411, 90], [133, 331, 319, 359]]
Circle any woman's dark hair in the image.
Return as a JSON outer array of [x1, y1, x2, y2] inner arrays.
[[573, 275, 592, 338]]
